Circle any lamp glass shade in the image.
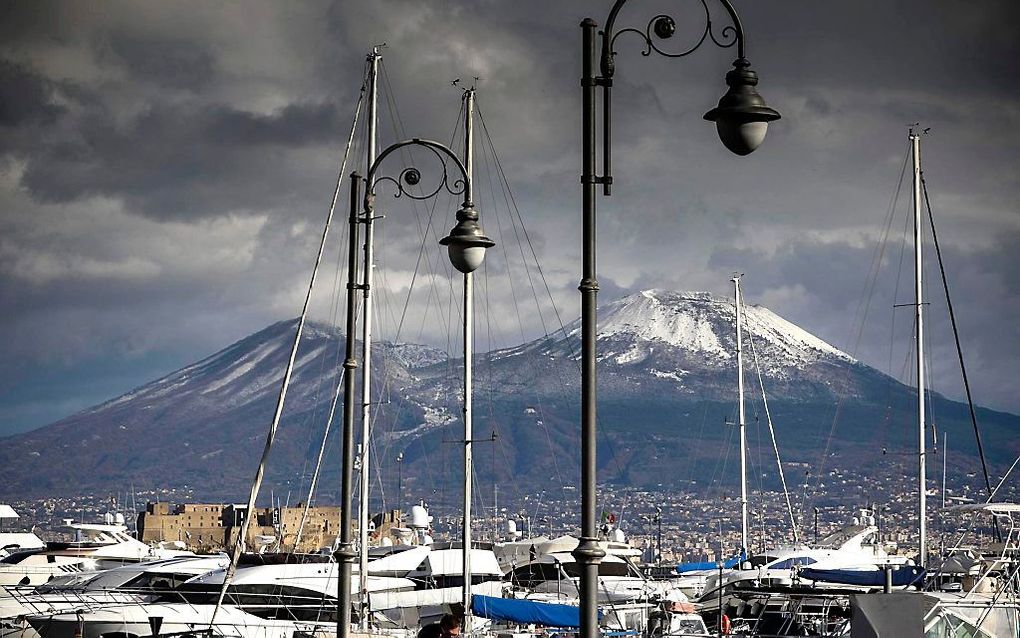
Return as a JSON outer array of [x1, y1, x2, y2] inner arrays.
[[448, 244, 487, 274], [715, 119, 768, 156]]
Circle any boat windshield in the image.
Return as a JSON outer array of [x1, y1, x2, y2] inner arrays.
[[0, 550, 44, 564], [120, 571, 198, 590], [770, 556, 817, 569], [749, 555, 778, 568], [154, 582, 337, 622]]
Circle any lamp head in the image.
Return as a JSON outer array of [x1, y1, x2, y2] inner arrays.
[[439, 202, 495, 274], [704, 58, 781, 156]]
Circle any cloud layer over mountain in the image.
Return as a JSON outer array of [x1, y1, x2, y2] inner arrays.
[[0, 1, 1018, 435]]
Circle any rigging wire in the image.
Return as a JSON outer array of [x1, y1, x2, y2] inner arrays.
[[482, 105, 631, 512], [809, 141, 911, 498], [291, 90, 366, 548], [475, 107, 566, 497], [744, 310, 800, 543], [889, 196, 917, 456], [288, 124, 368, 528], [920, 173, 995, 503], [364, 60, 464, 516], [682, 402, 711, 488], [209, 67, 368, 628]]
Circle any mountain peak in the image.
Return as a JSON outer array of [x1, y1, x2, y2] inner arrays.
[[568, 288, 854, 371]]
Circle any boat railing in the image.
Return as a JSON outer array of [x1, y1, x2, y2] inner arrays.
[[700, 589, 852, 637]]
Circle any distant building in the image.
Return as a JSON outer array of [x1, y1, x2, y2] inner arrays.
[[137, 502, 343, 553]]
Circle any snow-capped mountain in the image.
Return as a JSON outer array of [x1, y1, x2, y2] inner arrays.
[[595, 289, 851, 366], [0, 290, 1015, 501], [484, 289, 863, 402], [0, 320, 449, 499]]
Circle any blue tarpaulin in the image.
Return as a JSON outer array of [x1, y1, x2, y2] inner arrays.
[[675, 553, 744, 574], [471, 595, 600, 627], [800, 565, 925, 587]]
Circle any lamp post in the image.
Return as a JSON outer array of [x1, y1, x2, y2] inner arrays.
[[336, 171, 361, 638], [576, 3, 779, 638], [352, 90, 493, 635], [440, 87, 494, 633]]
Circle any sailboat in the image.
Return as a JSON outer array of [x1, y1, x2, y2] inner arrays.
[[676, 275, 932, 636], [846, 131, 1020, 636]]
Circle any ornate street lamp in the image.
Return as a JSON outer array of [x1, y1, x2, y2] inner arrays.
[[440, 89, 494, 273], [338, 89, 493, 637], [439, 88, 493, 633], [575, 3, 780, 638]]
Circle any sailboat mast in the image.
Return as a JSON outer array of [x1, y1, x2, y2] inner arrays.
[[462, 86, 476, 633], [911, 130, 927, 567], [942, 431, 947, 511], [357, 46, 380, 629], [733, 275, 749, 556]]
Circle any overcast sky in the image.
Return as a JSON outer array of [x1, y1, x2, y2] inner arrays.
[[1, 0, 1018, 437]]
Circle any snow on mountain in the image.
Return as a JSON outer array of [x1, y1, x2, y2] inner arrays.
[[498, 289, 851, 375], [470, 288, 869, 404], [384, 342, 448, 369], [2, 289, 1017, 502], [596, 289, 850, 365], [597, 290, 731, 358]]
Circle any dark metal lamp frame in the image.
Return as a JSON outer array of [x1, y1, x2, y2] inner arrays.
[[575, 2, 779, 638]]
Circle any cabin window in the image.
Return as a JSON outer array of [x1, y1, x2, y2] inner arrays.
[[770, 556, 816, 569]]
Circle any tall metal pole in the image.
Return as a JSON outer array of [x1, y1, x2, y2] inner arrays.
[[397, 452, 403, 523], [733, 276, 749, 556], [357, 47, 380, 628], [656, 508, 662, 565], [942, 432, 947, 511], [911, 130, 927, 567], [574, 18, 606, 638], [337, 173, 361, 638], [462, 87, 476, 633], [941, 431, 947, 555]]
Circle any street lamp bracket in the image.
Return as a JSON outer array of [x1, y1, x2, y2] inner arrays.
[[601, 0, 744, 79], [366, 139, 468, 205]]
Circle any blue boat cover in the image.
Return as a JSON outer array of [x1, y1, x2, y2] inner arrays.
[[675, 552, 744, 574], [800, 565, 925, 587], [471, 595, 599, 627]]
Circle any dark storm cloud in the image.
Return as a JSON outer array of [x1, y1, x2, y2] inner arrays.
[[0, 60, 64, 127], [16, 97, 349, 217], [0, 0, 1017, 434], [100, 32, 217, 92], [706, 230, 1020, 409]]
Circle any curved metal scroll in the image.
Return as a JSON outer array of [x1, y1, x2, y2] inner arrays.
[[365, 139, 468, 205], [601, 0, 744, 77]]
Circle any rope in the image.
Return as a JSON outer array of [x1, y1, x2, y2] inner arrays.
[[744, 305, 799, 543], [920, 173, 995, 503], [810, 142, 911, 498], [208, 68, 367, 628], [291, 87, 366, 551], [478, 102, 631, 511]]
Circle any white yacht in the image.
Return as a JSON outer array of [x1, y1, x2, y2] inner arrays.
[[0, 519, 193, 593], [27, 553, 416, 638], [499, 533, 686, 634], [365, 541, 504, 629], [0, 507, 44, 561], [502, 534, 678, 604], [1, 555, 227, 638], [852, 503, 1020, 636], [698, 519, 912, 604]]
